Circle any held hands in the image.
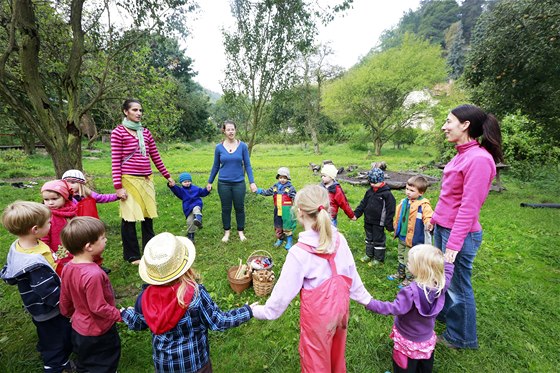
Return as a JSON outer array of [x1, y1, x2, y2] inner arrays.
[[444, 248, 458, 263], [425, 222, 434, 232], [351, 216, 357, 221], [116, 188, 128, 201], [250, 183, 258, 193], [167, 177, 176, 187], [250, 302, 259, 312], [206, 183, 212, 192]]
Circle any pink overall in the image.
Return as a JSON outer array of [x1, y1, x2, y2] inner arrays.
[[297, 236, 353, 373]]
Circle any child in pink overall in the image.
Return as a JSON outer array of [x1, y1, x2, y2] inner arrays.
[[251, 185, 373, 372]]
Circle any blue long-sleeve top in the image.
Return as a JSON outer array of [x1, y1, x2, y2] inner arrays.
[[168, 183, 210, 217], [207, 142, 255, 184]]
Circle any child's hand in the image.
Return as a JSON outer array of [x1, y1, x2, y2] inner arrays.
[[167, 177, 176, 187], [250, 183, 258, 193], [444, 249, 458, 263], [250, 302, 259, 311], [351, 216, 357, 221], [206, 183, 212, 192], [425, 222, 434, 231]]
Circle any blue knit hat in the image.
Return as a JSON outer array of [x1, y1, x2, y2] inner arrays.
[[368, 168, 385, 184], [179, 172, 192, 183]]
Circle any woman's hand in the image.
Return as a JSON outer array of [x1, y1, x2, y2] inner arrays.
[[250, 183, 258, 193], [116, 188, 128, 200], [444, 248, 458, 263], [206, 183, 212, 192], [167, 177, 176, 187], [425, 222, 434, 232]]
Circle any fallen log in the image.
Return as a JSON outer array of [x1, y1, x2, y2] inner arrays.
[[520, 203, 560, 209]]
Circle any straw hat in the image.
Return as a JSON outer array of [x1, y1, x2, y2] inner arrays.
[[139, 232, 196, 285]]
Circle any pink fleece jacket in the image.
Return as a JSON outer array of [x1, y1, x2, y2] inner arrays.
[[252, 227, 372, 320], [430, 140, 496, 251]]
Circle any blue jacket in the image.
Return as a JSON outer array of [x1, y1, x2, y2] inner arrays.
[[168, 184, 210, 218], [1, 241, 62, 321]]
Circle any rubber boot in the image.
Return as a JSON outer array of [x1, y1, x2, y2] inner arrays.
[[187, 233, 195, 244], [194, 214, 203, 228], [285, 236, 293, 250]]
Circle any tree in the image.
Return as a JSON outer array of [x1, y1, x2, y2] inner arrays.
[[463, 0, 560, 142], [445, 21, 466, 79], [323, 34, 447, 155], [0, 0, 196, 176], [222, 0, 353, 154]]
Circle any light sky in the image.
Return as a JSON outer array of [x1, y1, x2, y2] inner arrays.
[[185, 0, 421, 93]]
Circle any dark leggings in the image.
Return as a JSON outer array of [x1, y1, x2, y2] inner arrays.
[[393, 351, 434, 373], [218, 180, 246, 231], [121, 218, 154, 262]]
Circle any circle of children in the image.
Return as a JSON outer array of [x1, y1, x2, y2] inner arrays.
[[2, 123, 481, 373]]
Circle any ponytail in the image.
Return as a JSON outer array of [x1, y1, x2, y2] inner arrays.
[[451, 104, 504, 163], [294, 185, 334, 253]]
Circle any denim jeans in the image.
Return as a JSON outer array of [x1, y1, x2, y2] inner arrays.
[[218, 180, 246, 231], [434, 224, 482, 349]]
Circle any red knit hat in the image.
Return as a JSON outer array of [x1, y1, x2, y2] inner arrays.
[[41, 180, 73, 201]]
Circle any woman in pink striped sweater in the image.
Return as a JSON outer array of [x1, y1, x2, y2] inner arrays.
[[111, 99, 175, 264], [426, 104, 503, 349]]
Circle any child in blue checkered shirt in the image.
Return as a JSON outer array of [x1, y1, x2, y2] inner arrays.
[[121, 232, 252, 372]]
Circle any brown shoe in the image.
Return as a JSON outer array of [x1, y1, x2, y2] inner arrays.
[[436, 335, 458, 349]]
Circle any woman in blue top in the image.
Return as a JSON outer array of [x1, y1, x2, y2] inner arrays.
[[207, 121, 258, 242]]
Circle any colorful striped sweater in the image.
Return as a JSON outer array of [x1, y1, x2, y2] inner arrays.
[[110, 125, 170, 189]]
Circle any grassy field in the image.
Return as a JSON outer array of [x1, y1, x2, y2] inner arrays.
[[0, 142, 558, 372]]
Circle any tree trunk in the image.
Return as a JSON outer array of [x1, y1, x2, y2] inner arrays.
[[310, 125, 320, 154], [374, 137, 383, 156]]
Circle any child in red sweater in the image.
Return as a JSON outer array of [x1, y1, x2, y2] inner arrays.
[[320, 164, 356, 227]]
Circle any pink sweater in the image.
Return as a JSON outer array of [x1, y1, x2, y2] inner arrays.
[[430, 140, 496, 251], [110, 125, 170, 189], [252, 228, 372, 320]]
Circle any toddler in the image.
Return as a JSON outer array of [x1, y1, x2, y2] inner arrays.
[[256, 167, 297, 249], [63, 169, 119, 273], [40, 180, 77, 276], [366, 244, 454, 373], [168, 172, 210, 244], [1, 201, 73, 373], [320, 163, 356, 227], [389, 175, 434, 287], [59, 217, 123, 372], [251, 185, 372, 372], [354, 168, 396, 266], [122, 232, 252, 373]]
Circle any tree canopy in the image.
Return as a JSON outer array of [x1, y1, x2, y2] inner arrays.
[[322, 34, 447, 155]]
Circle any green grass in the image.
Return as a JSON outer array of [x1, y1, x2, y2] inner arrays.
[[0, 142, 558, 372]]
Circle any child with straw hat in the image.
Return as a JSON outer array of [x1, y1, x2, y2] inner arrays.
[[121, 232, 253, 372]]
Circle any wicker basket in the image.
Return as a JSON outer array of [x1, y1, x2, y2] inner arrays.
[[247, 250, 274, 270], [252, 269, 275, 297], [227, 266, 252, 294]]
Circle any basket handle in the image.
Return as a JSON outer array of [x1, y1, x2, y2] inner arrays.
[[246, 249, 273, 262]]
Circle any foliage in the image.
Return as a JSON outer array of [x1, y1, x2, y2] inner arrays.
[[463, 0, 560, 142], [500, 113, 560, 177], [379, 0, 460, 50], [323, 34, 447, 155], [445, 21, 466, 79], [0, 142, 559, 372], [0, 0, 197, 176]]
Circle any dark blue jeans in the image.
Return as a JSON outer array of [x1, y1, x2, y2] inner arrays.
[[33, 314, 73, 373], [218, 180, 246, 231], [434, 224, 482, 349]]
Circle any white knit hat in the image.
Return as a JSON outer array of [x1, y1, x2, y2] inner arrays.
[[62, 169, 86, 184], [321, 164, 338, 180]]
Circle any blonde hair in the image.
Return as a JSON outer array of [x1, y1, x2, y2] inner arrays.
[[74, 183, 93, 198], [2, 201, 51, 235], [407, 244, 445, 300], [175, 269, 200, 308], [293, 185, 333, 253]]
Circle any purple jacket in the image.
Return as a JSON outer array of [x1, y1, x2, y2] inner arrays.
[[366, 262, 454, 342]]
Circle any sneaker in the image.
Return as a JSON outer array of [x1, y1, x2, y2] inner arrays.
[[194, 214, 203, 228], [360, 256, 372, 263], [397, 278, 411, 289], [368, 260, 382, 267], [387, 273, 404, 281]]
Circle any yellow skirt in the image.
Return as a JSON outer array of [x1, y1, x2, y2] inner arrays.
[[120, 175, 158, 222]]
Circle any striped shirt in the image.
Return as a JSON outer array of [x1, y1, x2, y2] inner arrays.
[[111, 125, 170, 189], [122, 285, 252, 373]]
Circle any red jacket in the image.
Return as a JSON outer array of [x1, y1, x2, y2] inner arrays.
[[323, 182, 355, 220]]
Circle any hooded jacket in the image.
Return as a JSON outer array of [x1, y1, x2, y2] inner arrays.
[[1, 241, 61, 322], [322, 181, 355, 219], [354, 184, 396, 230], [168, 183, 210, 218], [393, 197, 434, 247], [366, 262, 454, 342]]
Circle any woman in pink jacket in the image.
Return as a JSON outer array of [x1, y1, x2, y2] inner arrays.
[[427, 104, 503, 349], [251, 185, 372, 372]]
